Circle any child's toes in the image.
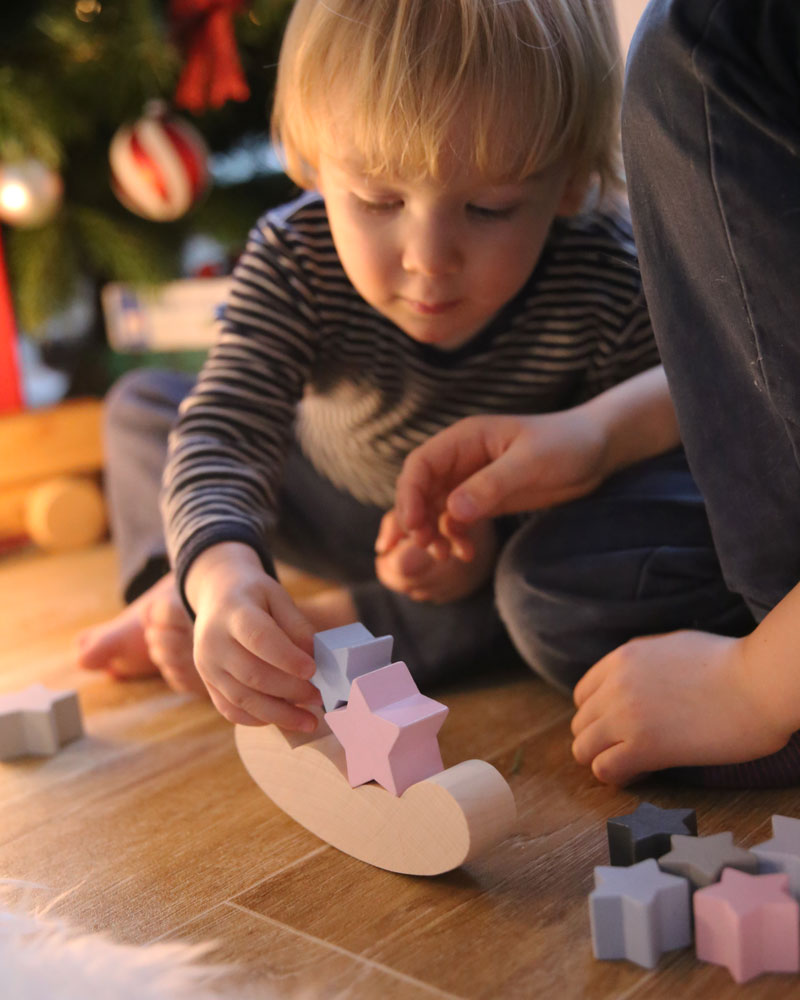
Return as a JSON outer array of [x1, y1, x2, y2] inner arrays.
[[144, 625, 204, 694]]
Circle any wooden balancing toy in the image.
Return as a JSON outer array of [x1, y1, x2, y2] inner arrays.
[[236, 623, 517, 876]]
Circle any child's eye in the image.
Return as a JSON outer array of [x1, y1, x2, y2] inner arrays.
[[467, 203, 518, 221], [352, 194, 403, 214]]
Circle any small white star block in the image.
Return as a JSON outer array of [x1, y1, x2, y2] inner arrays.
[[312, 623, 393, 711], [0, 684, 83, 760], [590, 859, 692, 968], [753, 815, 800, 898]]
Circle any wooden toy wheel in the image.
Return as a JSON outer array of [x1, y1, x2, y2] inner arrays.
[[24, 475, 107, 551]]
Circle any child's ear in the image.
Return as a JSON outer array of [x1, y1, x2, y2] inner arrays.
[[556, 171, 591, 217]]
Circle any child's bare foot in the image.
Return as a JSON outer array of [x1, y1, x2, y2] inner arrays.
[[75, 573, 205, 695], [375, 511, 497, 603]]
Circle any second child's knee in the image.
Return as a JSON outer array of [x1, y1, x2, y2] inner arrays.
[[494, 517, 607, 695]]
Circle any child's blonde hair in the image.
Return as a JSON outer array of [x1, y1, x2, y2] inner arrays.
[[272, 0, 623, 199]]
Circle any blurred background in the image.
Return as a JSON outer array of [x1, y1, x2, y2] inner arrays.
[[0, 0, 648, 412]]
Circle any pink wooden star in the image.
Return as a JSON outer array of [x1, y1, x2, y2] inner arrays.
[[694, 868, 800, 982], [325, 661, 448, 796]]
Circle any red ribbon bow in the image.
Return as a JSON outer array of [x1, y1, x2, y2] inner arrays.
[[170, 0, 250, 112]]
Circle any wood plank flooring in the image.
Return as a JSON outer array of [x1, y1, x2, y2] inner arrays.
[[1, 543, 799, 998]]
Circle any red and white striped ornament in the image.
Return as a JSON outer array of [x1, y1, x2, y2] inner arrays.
[[109, 103, 209, 221]]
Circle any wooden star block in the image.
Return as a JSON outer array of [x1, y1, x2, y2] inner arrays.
[[0, 684, 83, 760], [658, 832, 758, 891], [234, 715, 516, 875], [607, 801, 697, 866], [753, 815, 800, 898], [694, 869, 800, 982], [590, 859, 692, 968], [312, 623, 393, 711], [325, 661, 448, 795]]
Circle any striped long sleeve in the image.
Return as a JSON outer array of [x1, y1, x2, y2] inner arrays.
[[162, 192, 660, 598]]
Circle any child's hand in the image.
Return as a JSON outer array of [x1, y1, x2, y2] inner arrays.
[[394, 410, 608, 553], [570, 630, 791, 786], [186, 542, 322, 730], [374, 509, 497, 603]]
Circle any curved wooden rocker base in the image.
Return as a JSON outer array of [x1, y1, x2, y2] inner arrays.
[[235, 720, 517, 876]]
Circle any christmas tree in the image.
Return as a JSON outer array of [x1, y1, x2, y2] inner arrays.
[[0, 0, 294, 398]]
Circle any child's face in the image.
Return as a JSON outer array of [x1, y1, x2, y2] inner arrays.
[[315, 145, 582, 351]]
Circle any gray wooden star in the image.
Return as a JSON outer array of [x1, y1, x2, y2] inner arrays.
[[312, 623, 393, 711], [607, 800, 697, 866], [753, 815, 800, 898], [658, 832, 758, 890], [590, 858, 692, 968], [0, 684, 83, 759]]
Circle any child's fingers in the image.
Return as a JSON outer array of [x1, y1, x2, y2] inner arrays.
[[572, 657, 608, 708], [439, 512, 475, 561], [374, 509, 406, 555], [395, 452, 439, 533], [395, 542, 435, 579], [224, 640, 322, 705], [571, 718, 617, 768], [446, 445, 529, 522], [589, 743, 647, 787], [267, 586, 317, 660], [569, 695, 603, 738], [207, 671, 320, 730]]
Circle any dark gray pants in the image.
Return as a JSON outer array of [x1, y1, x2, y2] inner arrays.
[[621, 0, 800, 786], [104, 367, 752, 693]]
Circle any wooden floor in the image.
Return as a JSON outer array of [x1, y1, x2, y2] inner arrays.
[[2, 543, 800, 998]]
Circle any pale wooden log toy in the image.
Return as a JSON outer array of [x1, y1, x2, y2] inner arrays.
[[0, 398, 107, 550], [235, 714, 517, 876]]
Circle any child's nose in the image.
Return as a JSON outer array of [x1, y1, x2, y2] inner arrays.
[[401, 223, 461, 277]]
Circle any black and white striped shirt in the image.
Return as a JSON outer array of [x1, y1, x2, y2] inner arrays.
[[162, 191, 659, 590]]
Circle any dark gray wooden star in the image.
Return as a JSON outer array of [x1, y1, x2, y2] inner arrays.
[[607, 801, 697, 866], [658, 832, 759, 890]]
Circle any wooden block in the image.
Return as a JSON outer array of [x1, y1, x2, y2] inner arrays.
[[325, 661, 448, 796], [312, 622, 393, 711], [234, 721, 517, 876], [607, 801, 697, 866], [0, 481, 30, 537], [753, 815, 800, 898], [694, 869, 800, 983], [0, 398, 103, 490], [24, 475, 107, 551], [0, 684, 83, 760], [590, 859, 692, 968]]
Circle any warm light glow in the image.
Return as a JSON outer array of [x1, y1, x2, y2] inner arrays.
[[0, 182, 30, 215], [75, 0, 101, 22]]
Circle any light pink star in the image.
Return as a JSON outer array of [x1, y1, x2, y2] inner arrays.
[[694, 868, 800, 982], [325, 661, 448, 796]]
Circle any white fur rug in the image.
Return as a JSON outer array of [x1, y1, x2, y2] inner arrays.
[[1, 886, 231, 1000]]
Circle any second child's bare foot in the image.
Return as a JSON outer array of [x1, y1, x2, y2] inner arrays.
[[75, 573, 205, 696]]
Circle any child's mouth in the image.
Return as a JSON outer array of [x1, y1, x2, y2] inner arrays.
[[405, 298, 461, 315]]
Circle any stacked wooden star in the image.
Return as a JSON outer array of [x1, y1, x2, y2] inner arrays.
[[590, 801, 800, 983]]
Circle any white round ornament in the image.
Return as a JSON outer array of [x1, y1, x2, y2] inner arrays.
[[0, 159, 63, 228]]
